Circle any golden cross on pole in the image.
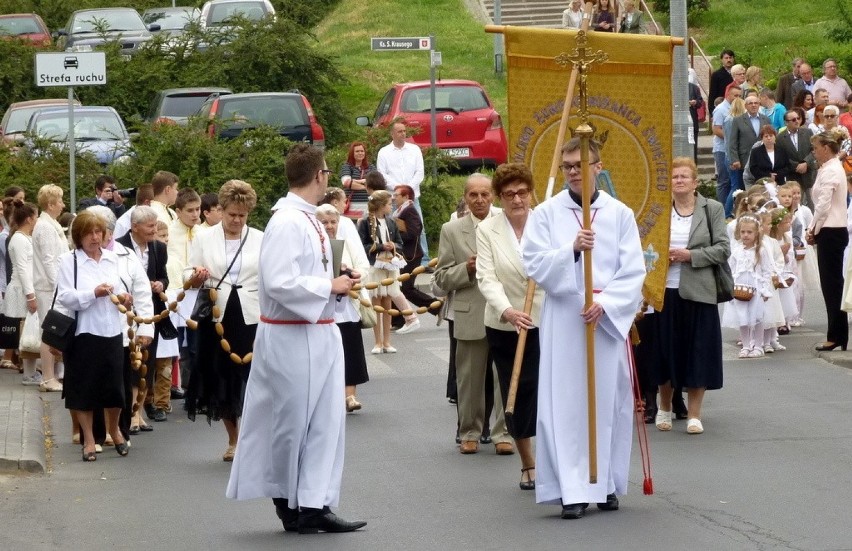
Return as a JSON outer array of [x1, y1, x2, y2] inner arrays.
[[555, 26, 608, 486]]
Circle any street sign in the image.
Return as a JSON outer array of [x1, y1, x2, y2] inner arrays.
[[370, 37, 431, 51], [35, 52, 107, 87]]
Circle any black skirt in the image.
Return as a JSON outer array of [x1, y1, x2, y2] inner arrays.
[[64, 333, 125, 411], [185, 288, 256, 422], [649, 287, 724, 390], [485, 326, 539, 440], [338, 321, 369, 386]]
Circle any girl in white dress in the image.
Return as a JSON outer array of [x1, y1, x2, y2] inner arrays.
[[723, 215, 776, 358], [758, 210, 786, 352], [770, 208, 799, 334], [785, 181, 818, 325]]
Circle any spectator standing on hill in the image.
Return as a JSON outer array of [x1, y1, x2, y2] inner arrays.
[[562, 0, 583, 29], [759, 89, 787, 131], [727, 96, 771, 213], [712, 85, 742, 214], [776, 109, 817, 208], [709, 49, 735, 116], [839, 95, 852, 137], [814, 59, 852, 108], [791, 63, 816, 98], [776, 58, 804, 109]]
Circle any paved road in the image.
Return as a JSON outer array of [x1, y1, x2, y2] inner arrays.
[[2, 291, 852, 550]]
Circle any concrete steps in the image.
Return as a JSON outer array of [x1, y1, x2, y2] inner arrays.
[[482, 0, 568, 27]]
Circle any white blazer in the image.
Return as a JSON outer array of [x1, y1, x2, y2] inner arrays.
[[185, 224, 263, 325], [476, 212, 543, 331]]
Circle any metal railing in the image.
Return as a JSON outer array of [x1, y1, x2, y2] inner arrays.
[[639, 0, 663, 35], [688, 36, 712, 100]]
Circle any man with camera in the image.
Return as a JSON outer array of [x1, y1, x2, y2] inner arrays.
[[78, 174, 127, 218]]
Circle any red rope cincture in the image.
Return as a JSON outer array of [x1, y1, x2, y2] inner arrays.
[[260, 316, 334, 325], [626, 339, 654, 495]]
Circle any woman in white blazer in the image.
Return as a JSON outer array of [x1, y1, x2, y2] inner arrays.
[[183, 180, 263, 461], [476, 163, 544, 491]]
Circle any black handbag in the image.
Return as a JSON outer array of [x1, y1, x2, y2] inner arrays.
[[41, 254, 77, 352], [0, 314, 22, 349], [191, 230, 248, 322], [704, 203, 734, 303]]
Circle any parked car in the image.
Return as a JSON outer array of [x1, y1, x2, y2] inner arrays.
[[25, 106, 132, 165], [142, 6, 201, 37], [357, 79, 507, 169], [0, 13, 51, 47], [196, 91, 324, 148], [146, 87, 232, 126], [200, 0, 275, 29], [55, 8, 159, 55], [1, 99, 81, 147]]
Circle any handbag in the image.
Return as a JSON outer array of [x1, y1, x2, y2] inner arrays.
[[0, 314, 22, 350], [41, 254, 77, 352], [20, 311, 42, 354], [704, 203, 734, 303], [191, 230, 248, 322], [696, 102, 707, 123]]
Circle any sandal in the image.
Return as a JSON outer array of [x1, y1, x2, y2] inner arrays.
[[655, 410, 672, 431], [519, 467, 535, 490], [345, 395, 362, 413], [82, 447, 97, 462], [0, 359, 16, 370], [222, 445, 236, 462], [686, 418, 704, 434]]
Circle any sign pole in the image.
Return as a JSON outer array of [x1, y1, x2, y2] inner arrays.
[[68, 86, 76, 214], [429, 34, 438, 183]]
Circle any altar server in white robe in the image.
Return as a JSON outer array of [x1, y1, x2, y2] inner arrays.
[[226, 144, 366, 535], [522, 138, 646, 520]]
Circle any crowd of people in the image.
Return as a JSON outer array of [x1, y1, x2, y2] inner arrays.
[[562, 0, 647, 34]]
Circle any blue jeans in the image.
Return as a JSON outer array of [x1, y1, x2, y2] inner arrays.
[[713, 151, 730, 210], [413, 197, 430, 266], [725, 166, 744, 218]]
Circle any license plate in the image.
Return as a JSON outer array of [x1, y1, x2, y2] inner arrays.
[[442, 147, 470, 158]]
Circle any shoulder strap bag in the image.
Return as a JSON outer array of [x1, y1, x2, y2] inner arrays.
[[191, 230, 249, 322], [41, 253, 78, 352]]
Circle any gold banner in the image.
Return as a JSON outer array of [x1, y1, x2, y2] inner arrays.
[[502, 27, 675, 310]]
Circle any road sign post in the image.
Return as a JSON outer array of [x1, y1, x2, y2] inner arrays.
[[35, 52, 107, 212]]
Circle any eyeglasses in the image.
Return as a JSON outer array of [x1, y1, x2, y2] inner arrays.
[[501, 189, 530, 201], [823, 114, 837, 119], [561, 160, 600, 172], [785, 117, 799, 122], [320, 169, 333, 175]]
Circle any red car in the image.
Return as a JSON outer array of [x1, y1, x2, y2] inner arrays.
[[358, 79, 507, 169], [0, 14, 51, 47]]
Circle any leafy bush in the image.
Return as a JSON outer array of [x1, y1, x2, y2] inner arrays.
[[825, 0, 852, 43]]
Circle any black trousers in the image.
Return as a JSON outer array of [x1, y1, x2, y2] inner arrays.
[[815, 227, 849, 346]]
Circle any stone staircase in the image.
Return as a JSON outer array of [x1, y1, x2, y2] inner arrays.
[[480, 0, 568, 27]]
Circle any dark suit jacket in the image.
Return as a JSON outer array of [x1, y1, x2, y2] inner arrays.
[[116, 233, 168, 314], [748, 144, 790, 184], [394, 205, 422, 261], [791, 79, 815, 100], [357, 215, 403, 265], [727, 113, 772, 166], [78, 196, 126, 218], [776, 128, 817, 189], [775, 72, 798, 109], [709, 67, 733, 116]]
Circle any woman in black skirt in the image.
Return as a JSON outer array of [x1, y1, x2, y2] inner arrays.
[[316, 204, 370, 412], [476, 163, 544, 490], [184, 180, 263, 461], [55, 210, 134, 461], [649, 158, 729, 435]]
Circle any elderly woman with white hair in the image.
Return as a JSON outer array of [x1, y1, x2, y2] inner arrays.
[[812, 105, 852, 158], [33, 184, 69, 392]]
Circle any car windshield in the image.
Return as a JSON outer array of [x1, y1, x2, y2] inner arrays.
[[143, 9, 198, 30], [0, 16, 43, 36], [208, 2, 269, 25], [34, 113, 126, 141], [161, 95, 216, 117], [71, 10, 146, 33], [6, 106, 70, 135], [219, 97, 305, 127], [400, 86, 489, 113]]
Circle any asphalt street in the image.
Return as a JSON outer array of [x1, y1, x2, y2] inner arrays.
[[2, 288, 852, 551]]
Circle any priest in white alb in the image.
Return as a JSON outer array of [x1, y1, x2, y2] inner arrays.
[[521, 138, 646, 520], [225, 143, 366, 534]]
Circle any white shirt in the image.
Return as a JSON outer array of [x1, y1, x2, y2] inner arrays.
[[32, 212, 69, 292], [56, 249, 125, 337], [376, 141, 425, 197], [666, 209, 691, 288], [113, 206, 134, 240], [130, 236, 150, 272], [562, 7, 582, 28]]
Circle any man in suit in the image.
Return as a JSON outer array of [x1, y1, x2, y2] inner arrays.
[[727, 96, 771, 212], [117, 205, 172, 422], [434, 174, 512, 456], [791, 62, 816, 99], [78, 174, 126, 218], [776, 57, 804, 110], [777, 110, 817, 207], [709, 49, 735, 117]]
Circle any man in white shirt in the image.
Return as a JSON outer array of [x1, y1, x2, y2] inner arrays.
[[113, 184, 154, 241], [814, 58, 852, 108], [376, 120, 430, 265], [149, 171, 179, 226]]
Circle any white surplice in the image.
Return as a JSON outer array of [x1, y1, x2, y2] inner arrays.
[[521, 190, 645, 506], [226, 193, 347, 509]]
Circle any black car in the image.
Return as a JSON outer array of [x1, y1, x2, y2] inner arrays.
[[55, 8, 159, 55], [196, 92, 325, 148], [146, 87, 232, 126]]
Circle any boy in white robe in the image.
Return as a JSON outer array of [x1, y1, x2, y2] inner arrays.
[[226, 144, 366, 534], [522, 138, 646, 519]]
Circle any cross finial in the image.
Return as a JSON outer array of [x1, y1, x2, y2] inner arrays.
[[554, 30, 608, 128]]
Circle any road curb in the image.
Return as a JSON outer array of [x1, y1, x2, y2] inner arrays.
[[815, 351, 852, 371], [0, 388, 46, 474]]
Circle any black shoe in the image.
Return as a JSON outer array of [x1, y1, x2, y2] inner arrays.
[[115, 441, 130, 457], [479, 433, 492, 445], [561, 503, 588, 519], [170, 386, 185, 399], [672, 393, 688, 420], [144, 403, 156, 420], [448, 397, 457, 405], [273, 499, 299, 532], [455, 434, 461, 444], [128, 425, 140, 435], [297, 507, 366, 534], [597, 493, 619, 511], [139, 424, 154, 432], [152, 409, 167, 422]]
